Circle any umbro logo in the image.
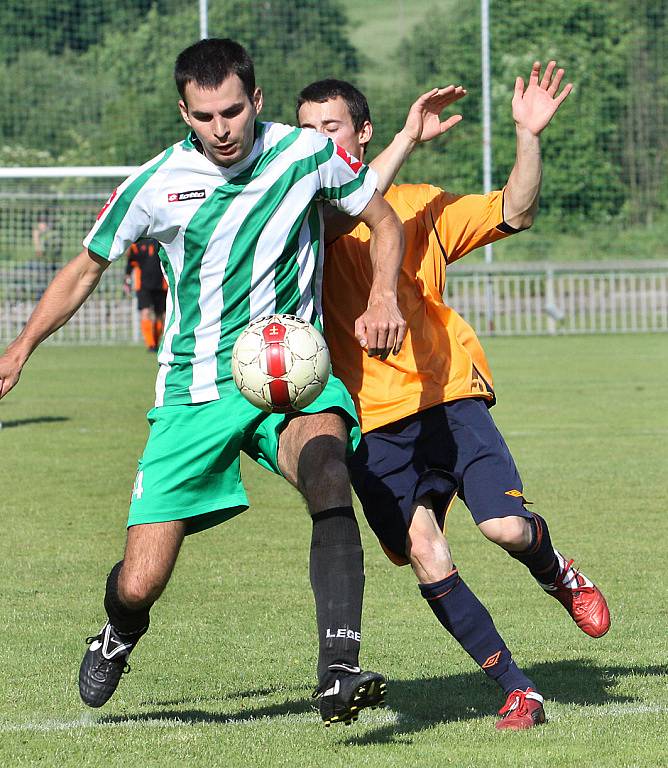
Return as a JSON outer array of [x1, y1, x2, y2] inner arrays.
[[167, 189, 206, 203]]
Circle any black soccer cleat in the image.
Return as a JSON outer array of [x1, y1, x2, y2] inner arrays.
[[314, 665, 387, 727], [78, 621, 146, 708]]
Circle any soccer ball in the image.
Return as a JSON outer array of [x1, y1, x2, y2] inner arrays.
[[232, 314, 330, 413]]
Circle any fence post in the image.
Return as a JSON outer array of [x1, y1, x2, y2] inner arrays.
[[545, 266, 556, 335]]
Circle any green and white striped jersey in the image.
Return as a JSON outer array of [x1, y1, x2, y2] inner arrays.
[[84, 121, 377, 406]]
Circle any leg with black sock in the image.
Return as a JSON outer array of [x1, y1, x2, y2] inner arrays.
[[309, 507, 364, 683], [483, 513, 611, 638], [79, 520, 185, 708], [419, 569, 537, 695], [278, 411, 387, 724], [79, 561, 151, 708], [506, 513, 560, 586], [104, 560, 151, 638]]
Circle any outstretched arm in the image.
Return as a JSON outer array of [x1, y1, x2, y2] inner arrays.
[[370, 86, 467, 193], [0, 249, 109, 399], [352, 192, 406, 359], [503, 61, 573, 230]]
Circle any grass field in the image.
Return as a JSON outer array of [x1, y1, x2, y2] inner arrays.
[[1, 335, 667, 767]]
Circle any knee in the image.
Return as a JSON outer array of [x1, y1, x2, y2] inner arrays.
[[118, 569, 165, 610], [479, 515, 532, 551], [408, 533, 453, 583], [301, 456, 349, 504]]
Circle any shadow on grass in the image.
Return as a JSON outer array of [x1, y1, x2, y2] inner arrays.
[[0, 416, 69, 429], [344, 660, 668, 745], [98, 659, 667, 739]]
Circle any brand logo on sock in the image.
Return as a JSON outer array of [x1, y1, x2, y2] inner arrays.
[[326, 628, 361, 642], [482, 650, 502, 669], [504, 489, 524, 498]]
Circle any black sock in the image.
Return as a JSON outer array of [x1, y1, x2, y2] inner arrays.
[[419, 569, 535, 695], [507, 513, 560, 585], [309, 507, 364, 685], [103, 561, 151, 637]]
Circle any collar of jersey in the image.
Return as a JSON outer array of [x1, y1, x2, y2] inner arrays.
[[181, 122, 267, 180]]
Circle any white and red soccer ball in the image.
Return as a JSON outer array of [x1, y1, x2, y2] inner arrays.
[[231, 314, 330, 413]]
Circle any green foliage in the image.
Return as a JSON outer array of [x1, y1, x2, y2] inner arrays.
[[0, 0, 180, 61], [0, 0, 359, 165], [0, 0, 665, 245], [393, 0, 640, 225]]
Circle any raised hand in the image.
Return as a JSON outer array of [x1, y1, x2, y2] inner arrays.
[[512, 61, 572, 136], [400, 85, 467, 146]]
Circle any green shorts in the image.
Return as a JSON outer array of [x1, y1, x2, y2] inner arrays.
[[127, 375, 360, 535]]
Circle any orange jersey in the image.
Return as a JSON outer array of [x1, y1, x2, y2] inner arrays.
[[323, 184, 513, 433]]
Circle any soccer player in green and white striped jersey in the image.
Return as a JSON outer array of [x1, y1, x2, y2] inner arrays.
[[0, 38, 406, 726]]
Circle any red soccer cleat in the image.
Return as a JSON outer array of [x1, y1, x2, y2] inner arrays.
[[495, 688, 546, 730], [543, 551, 610, 638]]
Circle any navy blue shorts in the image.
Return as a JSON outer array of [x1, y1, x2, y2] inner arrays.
[[348, 398, 531, 563]]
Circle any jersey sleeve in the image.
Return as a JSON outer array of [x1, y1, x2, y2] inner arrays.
[[83, 149, 172, 263], [427, 186, 515, 264], [309, 131, 378, 217]]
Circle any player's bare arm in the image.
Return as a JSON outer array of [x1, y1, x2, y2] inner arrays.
[[0, 249, 108, 399], [370, 85, 466, 193], [503, 61, 573, 230], [353, 191, 406, 359]]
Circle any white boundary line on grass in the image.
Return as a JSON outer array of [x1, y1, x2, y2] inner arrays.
[[0, 708, 402, 733], [2, 703, 668, 733]]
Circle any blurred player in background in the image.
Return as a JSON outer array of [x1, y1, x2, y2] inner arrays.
[[0, 37, 407, 726], [30, 209, 63, 301], [123, 238, 167, 352], [298, 62, 610, 730]]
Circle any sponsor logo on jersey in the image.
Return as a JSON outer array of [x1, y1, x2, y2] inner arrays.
[[96, 188, 118, 220], [335, 144, 363, 174], [505, 489, 524, 498], [167, 189, 206, 203]]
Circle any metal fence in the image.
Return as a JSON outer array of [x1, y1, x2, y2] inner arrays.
[[2, 260, 665, 346], [446, 261, 668, 336]]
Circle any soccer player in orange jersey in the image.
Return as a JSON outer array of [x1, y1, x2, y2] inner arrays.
[[123, 238, 167, 351], [297, 62, 610, 730]]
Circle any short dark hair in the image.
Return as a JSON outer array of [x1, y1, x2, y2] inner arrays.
[[174, 38, 255, 102], [296, 79, 371, 133]]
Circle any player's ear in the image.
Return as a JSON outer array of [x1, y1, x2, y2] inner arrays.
[[253, 87, 263, 116], [359, 120, 373, 153], [178, 99, 192, 127]]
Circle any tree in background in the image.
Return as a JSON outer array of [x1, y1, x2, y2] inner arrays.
[[0, 0, 359, 166], [380, 0, 666, 230]]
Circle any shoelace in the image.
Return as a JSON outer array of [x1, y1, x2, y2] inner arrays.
[[559, 559, 591, 596], [85, 635, 131, 675], [499, 690, 530, 717]]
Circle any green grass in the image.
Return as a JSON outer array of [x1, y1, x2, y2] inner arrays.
[[1, 336, 667, 767]]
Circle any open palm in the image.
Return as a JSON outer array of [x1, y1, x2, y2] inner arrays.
[[512, 61, 572, 136], [402, 85, 467, 144]]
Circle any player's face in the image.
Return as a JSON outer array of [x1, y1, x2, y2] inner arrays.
[[297, 97, 372, 162], [179, 75, 263, 167]]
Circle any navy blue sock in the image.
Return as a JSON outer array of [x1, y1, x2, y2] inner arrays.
[[507, 513, 560, 585], [419, 569, 535, 695]]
